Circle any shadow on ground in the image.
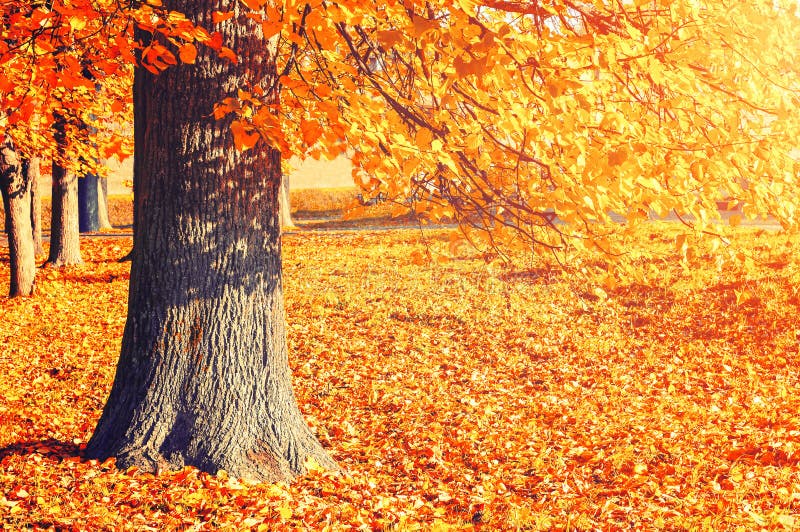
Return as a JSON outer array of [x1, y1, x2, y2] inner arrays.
[[0, 439, 82, 462]]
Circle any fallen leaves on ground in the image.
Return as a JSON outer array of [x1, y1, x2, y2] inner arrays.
[[1, 225, 800, 530]]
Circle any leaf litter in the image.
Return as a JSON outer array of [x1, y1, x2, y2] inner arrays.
[[1, 226, 800, 530]]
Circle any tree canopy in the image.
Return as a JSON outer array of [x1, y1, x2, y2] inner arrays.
[[1, 1, 134, 175], [2, 0, 799, 257]]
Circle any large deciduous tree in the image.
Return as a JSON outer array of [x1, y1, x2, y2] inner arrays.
[[85, 0, 334, 481]]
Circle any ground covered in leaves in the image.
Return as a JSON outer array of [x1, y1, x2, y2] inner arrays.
[[1, 219, 800, 530]]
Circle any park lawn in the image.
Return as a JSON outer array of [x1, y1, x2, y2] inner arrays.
[[3, 187, 397, 234], [1, 222, 800, 529]]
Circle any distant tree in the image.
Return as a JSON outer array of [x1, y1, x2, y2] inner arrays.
[[97, 177, 113, 230], [78, 172, 100, 233], [279, 173, 296, 230], [27, 158, 44, 256], [46, 115, 83, 267]]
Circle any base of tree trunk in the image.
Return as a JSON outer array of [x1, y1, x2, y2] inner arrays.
[[84, 288, 338, 482], [86, 412, 337, 482]]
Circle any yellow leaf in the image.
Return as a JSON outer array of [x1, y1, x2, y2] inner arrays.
[[303, 456, 325, 473], [735, 289, 750, 305], [69, 16, 87, 32], [593, 287, 608, 300], [415, 128, 433, 148]]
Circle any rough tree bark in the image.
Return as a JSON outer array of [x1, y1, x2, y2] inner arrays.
[[47, 116, 83, 267], [0, 141, 36, 297], [85, 0, 334, 482], [28, 157, 44, 256]]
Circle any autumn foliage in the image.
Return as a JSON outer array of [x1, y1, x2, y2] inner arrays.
[[207, 0, 800, 256], [2, 219, 800, 529]]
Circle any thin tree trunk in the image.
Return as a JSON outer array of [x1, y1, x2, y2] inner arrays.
[[78, 172, 100, 233], [279, 172, 296, 230], [97, 176, 113, 229], [0, 142, 36, 297], [28, 157, 44, 256], [1, 170, 9, 233], [47, 116, 83, 267], [86, 0, 334, 482]]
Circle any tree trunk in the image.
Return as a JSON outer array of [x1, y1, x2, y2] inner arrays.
[[279, 172, 296, 230], [28, 157, 44, 256], [1, 164, 9, 233], [0, 142, 36, 297], [78, 172, 100, 232], [47, 117, 83, 267], [86, 1, 334, 482], [97, 176, 113, 229]]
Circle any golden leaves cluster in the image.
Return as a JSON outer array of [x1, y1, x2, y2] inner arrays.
[[222, 0, 800, 258]]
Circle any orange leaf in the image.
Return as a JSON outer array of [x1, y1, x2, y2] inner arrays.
[[178, 43, 197, 64], [239, 0, 267, 9], [219, 47, 238, 64], [231, 120, 260, 151], [300, 119, 323, 147], [212, 11, 235, 23]]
